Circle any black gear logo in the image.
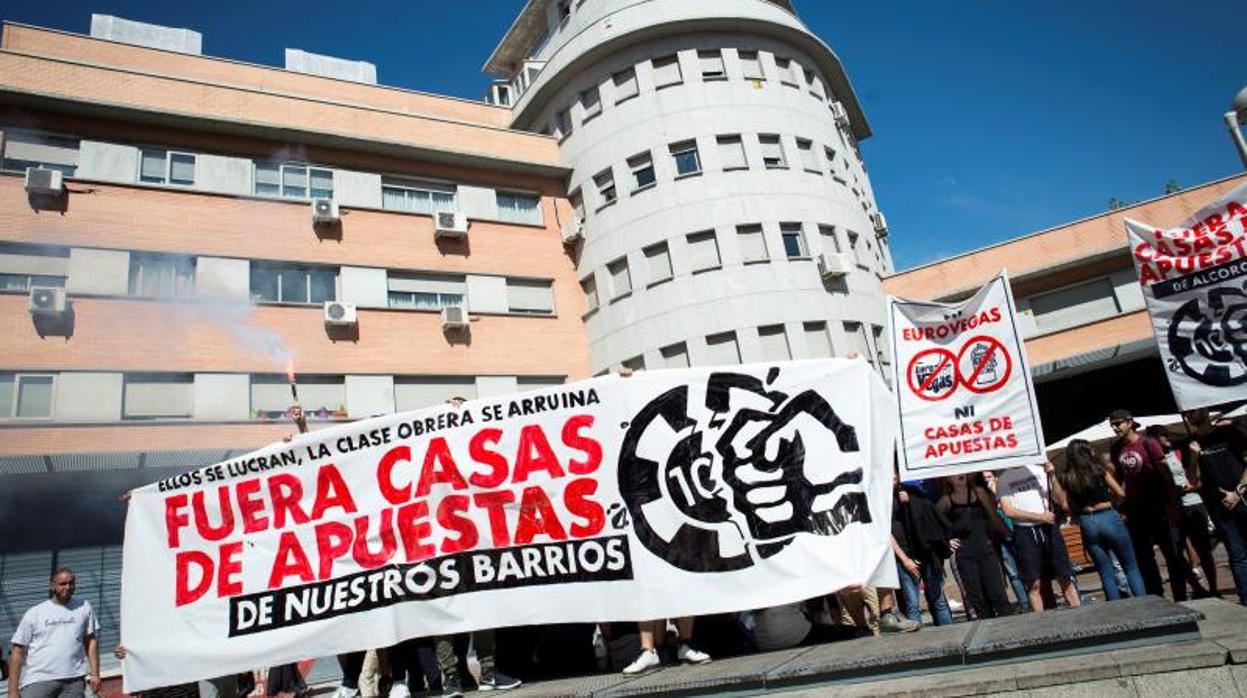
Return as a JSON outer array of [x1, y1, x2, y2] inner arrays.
[[1167, 284, 1247, 387], [617, 368, 871, 573]]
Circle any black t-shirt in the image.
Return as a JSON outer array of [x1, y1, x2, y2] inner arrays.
[[1179, 424, 1247, 506]]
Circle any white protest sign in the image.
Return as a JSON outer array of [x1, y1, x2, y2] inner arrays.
[[887, 271, 1046, 479], [120, 359, 897, 691], [1125, 182, 1247, 410]]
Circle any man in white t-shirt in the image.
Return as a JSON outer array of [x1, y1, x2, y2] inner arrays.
[[996, 465, 1080, 613], [7, 569, 100, 698]]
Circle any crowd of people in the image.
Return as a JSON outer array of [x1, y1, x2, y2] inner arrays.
[[6, 406, 1247, 698]]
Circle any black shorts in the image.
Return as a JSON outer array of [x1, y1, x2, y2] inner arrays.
[[1012, 523, 1072, 583]]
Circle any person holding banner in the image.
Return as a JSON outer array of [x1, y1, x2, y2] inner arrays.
[[1107, 410, 1191, 602], [996, 465, 1080, 613], [1049, 440, 1147, 601], [937, 473, 1012, 619], [890, 476, 954, 627], [1179, 408, 1247, 606]]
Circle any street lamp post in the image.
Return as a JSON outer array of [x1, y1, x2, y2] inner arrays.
[[1227, 86, 1247, 169]]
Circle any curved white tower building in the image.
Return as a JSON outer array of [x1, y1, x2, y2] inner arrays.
[[487, 0, 894, 375]]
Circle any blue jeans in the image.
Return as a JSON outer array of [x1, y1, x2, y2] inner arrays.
[[998, 541, 1030, 611], [1213, 502, 1247, 605], [1078, 508, 1147, 600], [895, 553, 954, 626]]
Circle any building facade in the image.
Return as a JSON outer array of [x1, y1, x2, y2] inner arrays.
[[485, 0, 894, 374], [883, 174, 1247, 442]]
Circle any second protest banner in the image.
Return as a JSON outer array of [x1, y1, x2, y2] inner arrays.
[[887, 271, 1046, 479], [120, 359, 896, 691]]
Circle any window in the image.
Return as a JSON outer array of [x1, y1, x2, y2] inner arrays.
[[824, 147, 838, 176], [660, 342, 690, 368], [652, 54, 682, 88], [607, 257, 632, 298], [387, 272, 465, 310], [621, 355, 647, 372], [847, 231, 870, 268], [1, 131, 78, 175], [581, 274, 599, 312], [819, 225, 841, 253], [737, 224, 768, 263], [252, 375, 346, 419], [843, 321, 874, 365], [872, 324, 890, 369], [382, 178, 456, 214], [497, 191, 542, 225], [780, 223, 808, 258], [613, 67, 639, 103], [760, 135, 786, 168], [705, 331, 741, 366], [139, 149, 195, 186], [628, 152, 656, 190], [698, 50, 726, 80], [0, 373, 54, 419], [738, 50, 764, 80], [643, 242, 673, 285], [774, 56, 798, 86], [593, 168, 617, 207], [758, 325, 792, 361], [580, 85, 602, 120], [669, 140, 701, 176], [803, 67, 825, 100], [0, 243, 68, 292], [251, 263, 337, 304], [686, 231, 721, 272], [507, 278, 555, 315], [395, 376, 477, 412], [797, 139, 819, 172], [123, 373, 192, 420], [255, 163, 333, 199], [556, 107, 574, 137], [804, 322, 833, 358], [129, 253, 195, 299], [717, 135, 747, 170], [1028, 278, 1120, 334], [518, 376, 565, 391]]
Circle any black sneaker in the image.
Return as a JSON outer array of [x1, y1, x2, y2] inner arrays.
[[441, 674, 463, 698], [478, 668, 522, 691]]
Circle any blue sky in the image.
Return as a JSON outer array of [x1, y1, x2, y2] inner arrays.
[[3, 0, 1243, 270]]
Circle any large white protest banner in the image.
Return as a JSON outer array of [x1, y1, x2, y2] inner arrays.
[[120, 359, 896, 691], [887, 272, 1046, 480], [1125, 183, 1247, 410]]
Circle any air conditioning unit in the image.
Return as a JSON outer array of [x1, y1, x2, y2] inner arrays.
[[29, 286, 67, 315], [830, 102, 850, 129], [561, 218, 584, 245], [323, 301, 357, 326], [312, 198, 340, 224], [440, 305, 470, 330], [434, 211, 469, 240], [25, 167, 64, 195], [873, 212, 889, 237], [817, 252, 853, 279]]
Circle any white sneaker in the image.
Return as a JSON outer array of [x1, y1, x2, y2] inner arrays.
[[677, 644, 711, 665], [335, 687, 361, 698], [621, 649, 661, 675], [947, 598, 965, 613], [386, 681, 410, 698]]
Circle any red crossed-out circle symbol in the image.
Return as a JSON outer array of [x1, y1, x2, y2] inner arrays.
[[956, 335, 1012, 393], [906, 347, 957, 402]]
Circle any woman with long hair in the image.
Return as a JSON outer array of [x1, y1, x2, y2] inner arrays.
[[937, 472, 1013, 619], [1050, 439, 1147, 600]]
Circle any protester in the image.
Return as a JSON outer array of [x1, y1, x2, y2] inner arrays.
[[938, 473, 1013, 618], [620, 619, 710, 675], [334, 652, 367, 698], [1107, 410, 1191, 601], [1180, 407, 1247, 606], [7, 569, 100, 698], [1147, 425, 1217, 597], [386, 639, 438, 698], [982, 471, 1031, 612], [996, 464, 1081, 612], [891, 474, 954, 626], [1049, 439, 1147, 600]]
